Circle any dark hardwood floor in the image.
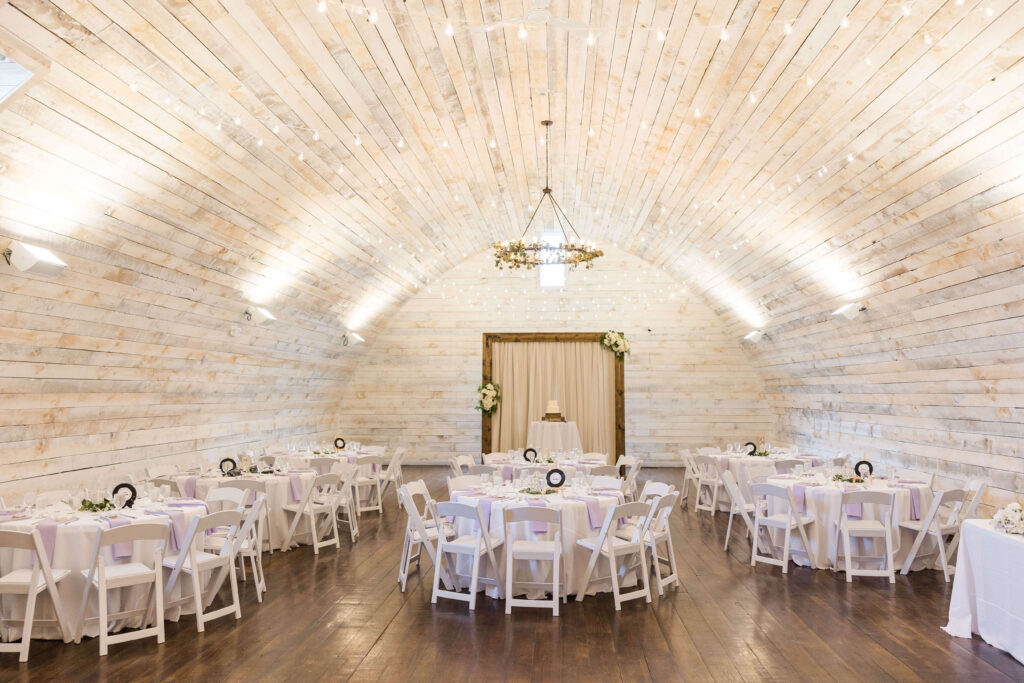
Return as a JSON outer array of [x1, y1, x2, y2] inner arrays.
[[3, 467, 1021, 682]]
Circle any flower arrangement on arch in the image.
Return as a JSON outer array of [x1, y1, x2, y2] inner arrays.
[[994, 501, 1024, 535], [475, 382, 501, 416], [602, 330, 631, 359]]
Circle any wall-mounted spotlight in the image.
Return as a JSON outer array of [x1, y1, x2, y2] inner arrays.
[[743, 330, 764, 343], [342, 331, 365, 346], [3, 241, 67, 275], [244, 306, 276, 325], [832, 302, 867, 320]]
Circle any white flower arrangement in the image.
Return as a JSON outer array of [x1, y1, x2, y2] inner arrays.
[[475, 382, 501, 416], [602, 330, 631, 359], [993, 501, 1024, 535]]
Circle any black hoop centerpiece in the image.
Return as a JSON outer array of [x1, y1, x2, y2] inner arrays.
[[523, 448, 538, 463], [546, 469, 566, 488], [219, 457, 237, 475], [335, 437, 346, 450], [111, 483, 137, 508], [854, 460, 874, 478]]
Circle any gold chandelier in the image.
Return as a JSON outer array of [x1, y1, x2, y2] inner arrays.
[[494, 120, 603, 271]]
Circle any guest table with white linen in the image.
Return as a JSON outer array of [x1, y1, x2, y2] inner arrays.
[[169, 471, 316, 551], [764, 475, 936, 570], [0, 500, 209, 641], [944, 519, 1024, 665], [526, 421, 583, 454], [495, 458, 609, 483], [450, 485, 627, 598]]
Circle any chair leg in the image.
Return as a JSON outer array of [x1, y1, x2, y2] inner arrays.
[[842, 526, 853, 582], [430, 547, 443, 604], [937, 532, 951, 582], [468, 551, 481, 611], [638, 547, 652, 603], [885, 529, 896, 583], [97, 579, 108, 656], [576, 547, 601, 602], [650, 539, 664, 596], [724, 510, 735, 551], [782, 525, 792, 574], [505, 550, 514, 615], [608, 552, 621, 610], [750, 521, 760, 567], [900, 526, 929, 576], [552, 550, 560, 617], [228, 562, 242, 620], [308, 512, 319, 554], [398, 531, 411, 591], [710, 484, 719, 517], [191, 568, 206, 632], [20, 587, 37, 662]]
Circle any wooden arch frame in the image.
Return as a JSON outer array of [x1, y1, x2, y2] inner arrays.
[[481, 333, 625, 457]]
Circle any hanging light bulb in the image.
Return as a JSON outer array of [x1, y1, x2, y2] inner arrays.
[[354, 134, 361, 145], [489, 138, 496, 148], [234, 116, 241, 125], [694, 108, 701, 117], [369, 9, 378, 22], [397, 137, 404, 148], [785, 22, 793, 35], [720, 29, 729, 41], [657, 30, 665, 41], [588, 127, 595, 137], [273, 124, 279, 134], [338, 164, 344, 174], [313, 130, 319, 141], [749, 93, 757, 104], [257, 138, 263, 146], [806, 76, 814, 86]]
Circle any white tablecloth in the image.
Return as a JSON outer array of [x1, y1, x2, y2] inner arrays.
[[0, 502, 208, 641], [944, 519, 1024, 664], [526, 421, 583, 454], [764, 476, 935, 570], [451, 487, 626, 598], [170, 471, 316, 551], [496, 458, 608, 482]]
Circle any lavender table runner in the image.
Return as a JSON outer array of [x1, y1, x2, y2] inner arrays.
[[99, 516, 133, 559]]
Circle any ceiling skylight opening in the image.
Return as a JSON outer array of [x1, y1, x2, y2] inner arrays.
[[0, 53, 33, 107]]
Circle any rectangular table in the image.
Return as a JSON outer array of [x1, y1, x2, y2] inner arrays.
[[944, 518, 1024, 664]]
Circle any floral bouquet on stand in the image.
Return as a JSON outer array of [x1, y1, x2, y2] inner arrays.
[[602, 330, 631, 359], [475, 382, 501, 416], [993, 501, 1024, 535]]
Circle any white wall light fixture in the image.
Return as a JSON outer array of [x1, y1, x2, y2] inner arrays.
[[743, 330, 764, 343], [832, 302, 867, 320], [244, 306, 276, 325], [342, 331, 365, 346], [3, 240, 67, 275]]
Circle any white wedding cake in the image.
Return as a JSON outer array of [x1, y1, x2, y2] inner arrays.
[[546, 399, 560, 414]]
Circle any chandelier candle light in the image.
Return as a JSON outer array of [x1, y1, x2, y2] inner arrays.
[[494, 121, 603, 271]]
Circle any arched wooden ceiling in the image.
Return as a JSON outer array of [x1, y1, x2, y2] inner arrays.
[[0, 0, 1022, 334]]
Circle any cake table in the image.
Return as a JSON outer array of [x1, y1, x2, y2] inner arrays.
[[526, 420, 583, 454]]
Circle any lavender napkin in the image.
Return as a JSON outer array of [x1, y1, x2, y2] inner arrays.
[[527, 500, 548, 533], [478, 498, 495, 529], [568, 497, 603, 529], [792, 484, 807, 514], [99, 516, 133, 559], [842, 486, 863, 519], [34, 519, 58, 563], [289, 474, 306, 502], [893, 484, 922, 520], [146, 508, 186, 552], [183, 476, 198, 499], [502, 465, 514, 482]]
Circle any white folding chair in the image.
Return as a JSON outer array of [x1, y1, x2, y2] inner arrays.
[[205, 486, 248, 512], [332, 464, 360, 543], [76, 522, 170, 656], [637, 481, 675, 503], [680, 451, 698, 509], [220, 479, 273, 552], [623, 462, 642, 501], [576, 501, 653, 610], [640, 493, 681, 595], [449, 455, 476, 477], [750, 484, 816, 573], [835, 490, 896, 583], [431, 502, 504, 610], [0, 530, 72, 661], [354, 455, 385, 516], [899, 488, 967, 581], [589, 475, 623, 492], [467, 465, 498, 477], [163, 510, 243, 632], [945, 480, 988, 559], [697, 447, 719, 455], [309, 457, 337, 475], [720, 471, 759, 554], [890, 467, 935, 489], [150, 478, 184, 497], [282, 473, 342, 554], [397, 485, 452, 592], [379, 447, 407, 507], [503, 506, 563, 616], [772, 459, 803, 474], [482, 452, 511, 465], [693, 455, 724, 516], [588, 465, 619, 477], [234, 494, 268, 601], [447, 475, 483, 498]]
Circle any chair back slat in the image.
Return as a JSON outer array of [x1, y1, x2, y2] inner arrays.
[[503, 505, 560, 524]]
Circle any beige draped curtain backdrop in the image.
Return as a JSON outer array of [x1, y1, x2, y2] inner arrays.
[[491, 341, 615, 454]]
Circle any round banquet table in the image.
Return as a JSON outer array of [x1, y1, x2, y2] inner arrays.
[[526, 421, 583, 454], [169, 471, 316, 551], [495, 458, 609, 483], [763, 475, 936, 571], [0, 500, 209, 641], [944, 519, 1024, 665], [450, 485, 628, 599]]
